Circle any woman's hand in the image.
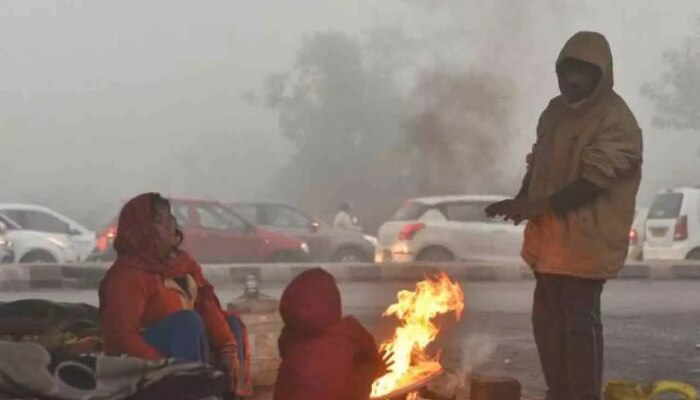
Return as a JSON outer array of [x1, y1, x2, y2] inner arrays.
[[218, 344, 241, 394]]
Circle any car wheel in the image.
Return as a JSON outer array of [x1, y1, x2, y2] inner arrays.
[[20, 250, 57, 263], [686, 248, 700, 260], [416, 246, 455, 263], [333, 248, 368, 263]]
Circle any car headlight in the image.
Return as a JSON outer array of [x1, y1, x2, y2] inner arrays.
[[363, 235, 378, 247], [48, 237, 69, 249], [0, 238, 11, 248], [300, 242, 310, 253]]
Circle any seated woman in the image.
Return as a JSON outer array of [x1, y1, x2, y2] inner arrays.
[[99, 193, 250, 399]]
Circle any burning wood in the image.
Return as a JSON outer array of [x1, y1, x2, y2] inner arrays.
[[370, 273, 464, 399]]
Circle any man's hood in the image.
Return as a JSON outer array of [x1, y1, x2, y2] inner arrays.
[[557, 31, 614, 105], [279, 268, 342, 335]]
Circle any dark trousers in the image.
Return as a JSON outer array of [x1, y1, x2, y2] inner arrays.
[[533, 273, 605, 400]]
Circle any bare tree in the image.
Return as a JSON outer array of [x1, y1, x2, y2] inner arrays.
[[642, 19, 700, 131], [263, 31, 409, 228], [263, 28, 517, 230], [404, 68, 514, 195]]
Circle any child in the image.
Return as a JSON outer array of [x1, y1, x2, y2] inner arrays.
[[274, 268, 388, 400]]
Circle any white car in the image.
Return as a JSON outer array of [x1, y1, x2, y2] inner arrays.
[[0, 204, 95, 262], [644, 187, 700, 260], [376, 195, 524, 263], [0, 213, 79, 263], [627, 207, 648, 261]]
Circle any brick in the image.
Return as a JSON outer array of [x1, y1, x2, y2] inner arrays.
[[469, 373, 521, 400]]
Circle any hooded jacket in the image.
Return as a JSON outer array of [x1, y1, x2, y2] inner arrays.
[[522, 32, 643, 279], [274, 268, 382, 400], [99, 194, 236, 360]]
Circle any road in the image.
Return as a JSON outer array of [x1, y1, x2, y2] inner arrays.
[[3, 280, 700, 315], [1, 280, 699, 396]]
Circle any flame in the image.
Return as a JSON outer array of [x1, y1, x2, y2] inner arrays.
[[370, 273, 464, 398]]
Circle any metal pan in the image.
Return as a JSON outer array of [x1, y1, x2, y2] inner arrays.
[[369, 368, 443, 400]]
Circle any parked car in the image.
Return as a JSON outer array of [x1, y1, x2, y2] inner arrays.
[[627, 207, 648, 261], [0, 204, 95, 261], [0, 213, 79, 263], [229, 201, 376, 262], [0, 220, 15, 263], [91, 198, 309, 263], [376, 195, 524, 263], [644, 187, 700, 260]]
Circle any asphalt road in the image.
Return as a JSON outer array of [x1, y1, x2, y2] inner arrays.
[[1, 280, 698, 396]]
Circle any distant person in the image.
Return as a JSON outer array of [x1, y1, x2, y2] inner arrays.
[[99, 193, 250, 399], [274, 268, 390, 400], [486, 32, 642, 400], [334, 202, 362, 232]]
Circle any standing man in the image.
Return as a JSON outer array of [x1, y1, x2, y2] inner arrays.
[[334, 202, 363, 232], [486, 32, 642, 400]]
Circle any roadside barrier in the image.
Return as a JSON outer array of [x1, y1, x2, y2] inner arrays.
[[1, 260, 699, 290]]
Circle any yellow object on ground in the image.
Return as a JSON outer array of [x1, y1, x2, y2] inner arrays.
[[605, 380, 697, 400]]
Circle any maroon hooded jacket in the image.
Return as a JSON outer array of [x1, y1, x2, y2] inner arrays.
[[274, 268, 382, 400]]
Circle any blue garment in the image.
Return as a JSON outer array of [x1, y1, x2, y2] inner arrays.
[[142, 310, 247, 369], [143, 310, 210, 363], [143, 310, 248, 400]]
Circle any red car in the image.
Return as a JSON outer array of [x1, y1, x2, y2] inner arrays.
[[92, 198, 310, 263]]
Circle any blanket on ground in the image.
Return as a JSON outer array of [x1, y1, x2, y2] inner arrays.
[[0, 342, 229, 400]]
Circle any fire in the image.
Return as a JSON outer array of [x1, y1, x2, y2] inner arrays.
[[370, 273, 464, 398]]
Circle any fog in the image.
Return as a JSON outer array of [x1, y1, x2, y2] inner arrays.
[[1, 0, 699, 230]]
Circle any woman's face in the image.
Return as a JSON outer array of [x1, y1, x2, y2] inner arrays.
[[152, 204, 177, 255]]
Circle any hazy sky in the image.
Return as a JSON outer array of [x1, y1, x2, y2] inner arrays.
[[1, 0, 699, 228]]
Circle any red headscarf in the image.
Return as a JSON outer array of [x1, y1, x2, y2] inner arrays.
[[103, 193, 222, 323], [112, 193, 192, 278]]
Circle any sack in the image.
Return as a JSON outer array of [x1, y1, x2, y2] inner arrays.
[[0, 299, 100, 353]]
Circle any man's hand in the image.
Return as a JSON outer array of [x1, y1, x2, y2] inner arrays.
[[485, 197, 551, 225], [218, 344, 241, 395], [485, 198, 526, 223]]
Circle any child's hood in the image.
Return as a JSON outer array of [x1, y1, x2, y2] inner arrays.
[[279, 268, 342, 335]]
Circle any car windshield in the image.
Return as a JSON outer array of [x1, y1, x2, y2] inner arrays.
[[648, 193, 683, 220]]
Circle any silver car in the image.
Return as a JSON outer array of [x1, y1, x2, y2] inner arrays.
[[229, 202, 376, 263]]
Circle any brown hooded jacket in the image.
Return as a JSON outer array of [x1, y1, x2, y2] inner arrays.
[[522, 32, 643, 279]]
